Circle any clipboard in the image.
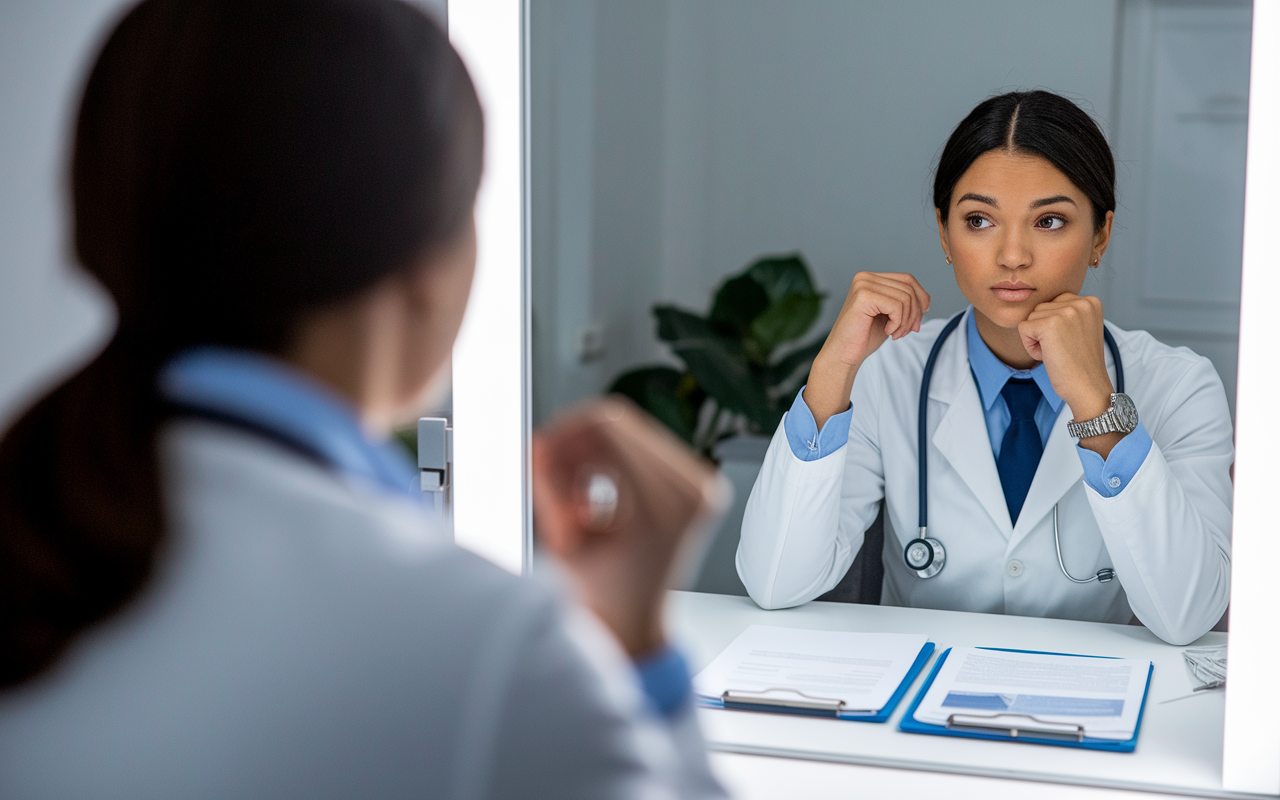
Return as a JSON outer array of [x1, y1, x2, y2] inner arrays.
[[898, 647, 1154, 751], [698, 641, 935, 722]]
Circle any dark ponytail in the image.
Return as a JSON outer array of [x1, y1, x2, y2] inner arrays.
[[0, 0, 483, 687], [934, 90, 1115, 230]]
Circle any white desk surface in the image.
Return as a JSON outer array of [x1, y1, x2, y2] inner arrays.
[[666, 591, 1250, 799]]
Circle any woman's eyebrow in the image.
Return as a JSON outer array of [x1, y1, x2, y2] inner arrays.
[[957, 192, 998, 207], [1030, 195, 1077, 208]]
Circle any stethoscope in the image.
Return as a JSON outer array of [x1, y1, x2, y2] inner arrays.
[[904, 311, 1120, 585]]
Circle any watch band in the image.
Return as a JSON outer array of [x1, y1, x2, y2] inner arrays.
[[1067, 393, 1138, 440], [1068, 412, 1118, 439]]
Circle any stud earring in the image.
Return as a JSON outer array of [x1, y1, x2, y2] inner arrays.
[[945, 256, 952, 265]]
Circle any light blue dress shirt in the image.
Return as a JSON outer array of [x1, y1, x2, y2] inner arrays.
[[783, 309, 1153, 497], [159, 346, 690, 717]]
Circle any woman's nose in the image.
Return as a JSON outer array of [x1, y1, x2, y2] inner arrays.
[[996, 229, 1032, 270]]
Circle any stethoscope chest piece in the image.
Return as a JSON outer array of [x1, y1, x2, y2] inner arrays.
[[904, 534, 945, 579]]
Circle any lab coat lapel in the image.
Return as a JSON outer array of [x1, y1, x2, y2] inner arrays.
[[927, 316, 1013, 540], [1009, 414, 1083, 548]]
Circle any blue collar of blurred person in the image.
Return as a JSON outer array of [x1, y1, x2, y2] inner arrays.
[[160, 347, 422, 501]]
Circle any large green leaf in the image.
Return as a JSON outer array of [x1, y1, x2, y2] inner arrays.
[[709, 273, 769, 333], [608, 365, 704, 443], [748, 292, 822, 356], [626, 253, 827, 437], [766, 337, 826, 390], [668, 337, 775, 431], [756, 404, 786, 435], [747, 254, 817, 302], [652, 305, 773, 427], [654, 305, 718, 343]]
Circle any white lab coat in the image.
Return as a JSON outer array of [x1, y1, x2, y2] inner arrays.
[[0, 421, 727, 800], [737, 309, 1233, 645]]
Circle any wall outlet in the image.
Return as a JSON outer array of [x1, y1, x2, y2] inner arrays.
[[574, 323, 606, 362]]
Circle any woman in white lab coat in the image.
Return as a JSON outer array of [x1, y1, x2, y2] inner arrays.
[[0, 2, 726, 797], [737, 91, 1233, 646]]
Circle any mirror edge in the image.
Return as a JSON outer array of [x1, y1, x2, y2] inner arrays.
[[1224, 0, 1280, 793], [449, 0, 529, 575]]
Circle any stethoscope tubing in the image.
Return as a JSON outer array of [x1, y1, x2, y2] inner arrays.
[[917, 312, 966, 531], [912, 308, 1123, 581], [1054, 504, 1116, 583]]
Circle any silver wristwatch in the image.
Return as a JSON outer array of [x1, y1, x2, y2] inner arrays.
[[1067, 393, 1139, 439]]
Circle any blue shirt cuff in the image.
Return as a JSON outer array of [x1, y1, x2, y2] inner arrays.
[[782, 386, 854, 462], [1076, 420, 1153, 497], [634, 645, 692, 718]]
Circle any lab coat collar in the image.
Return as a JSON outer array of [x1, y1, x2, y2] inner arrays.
[[926, 308, 1082, 543], [928, 309, 1013, 539], [1010, 414, 1083, 547], [1010, 323, 1126, 548]]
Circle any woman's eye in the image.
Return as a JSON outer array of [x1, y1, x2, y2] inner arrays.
[[1036, 216, 1066, 230], [967, 216, 992, 229]]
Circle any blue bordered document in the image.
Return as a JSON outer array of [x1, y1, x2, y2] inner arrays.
[[899, 647, 1153, 751], [693, 625, 935, 723]]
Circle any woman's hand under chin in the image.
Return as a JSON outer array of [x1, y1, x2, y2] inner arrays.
[[1017, 293, 1126, 457]]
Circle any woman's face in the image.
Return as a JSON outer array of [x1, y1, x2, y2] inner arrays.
[[937, 150, 1112, 332]]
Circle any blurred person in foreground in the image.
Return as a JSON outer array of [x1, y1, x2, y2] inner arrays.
[[0, 2, 729, 798]]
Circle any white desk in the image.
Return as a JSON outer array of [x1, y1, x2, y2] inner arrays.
[[666, 591, 1247, 799]]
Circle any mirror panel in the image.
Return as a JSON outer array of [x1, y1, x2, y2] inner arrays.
[[529, 0, 1248, 598], [459, 0, 1275, 791]]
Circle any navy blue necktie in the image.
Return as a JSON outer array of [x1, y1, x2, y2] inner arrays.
[[997, 378, 1044, 525]]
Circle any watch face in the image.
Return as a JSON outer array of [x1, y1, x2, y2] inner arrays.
[[1112, 393, 1139, 432]]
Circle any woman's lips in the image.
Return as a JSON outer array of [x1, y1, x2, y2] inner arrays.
[[992, 287, 1034, 302], [991, 282, 1034, 302]]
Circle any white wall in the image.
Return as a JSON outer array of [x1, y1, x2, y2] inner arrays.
[[531, 0, 1122, 422], [530, 0, 672, 423], [0, 1, 127, 428]]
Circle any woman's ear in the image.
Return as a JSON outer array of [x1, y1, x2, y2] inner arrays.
[[406, 216, 478, 317], [1091, 210, 1115, 266], [387, 217, 478, 423], [935, 208, 952, 264]]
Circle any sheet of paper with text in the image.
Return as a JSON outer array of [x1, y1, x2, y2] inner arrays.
[[912, 647, 1151, 739], [694, 625, 929, 713]]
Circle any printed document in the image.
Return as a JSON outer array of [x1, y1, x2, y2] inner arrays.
[[694, 625, 928, 714], [912, 647, 1151, 740]]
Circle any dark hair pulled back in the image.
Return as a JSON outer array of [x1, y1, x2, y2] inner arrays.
[[0, 0, 483, 687], [933, 90, 1115, 230]]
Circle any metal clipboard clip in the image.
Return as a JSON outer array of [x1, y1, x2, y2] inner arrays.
[[945, 712, 1086, 742], [720, 688, 871, 717]]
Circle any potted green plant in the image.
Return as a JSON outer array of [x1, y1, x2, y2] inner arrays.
[[609, 253, 828, 459]]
